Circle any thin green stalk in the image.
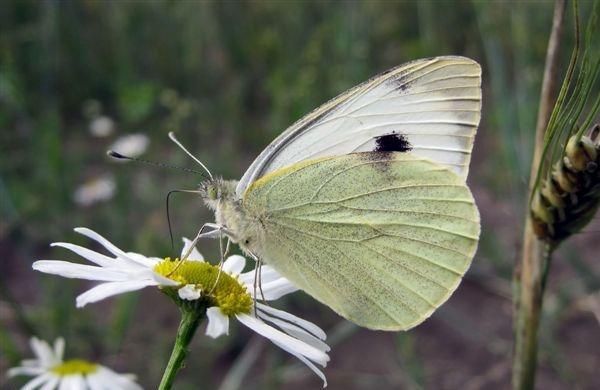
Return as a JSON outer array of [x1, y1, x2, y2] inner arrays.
[[158, 307, 206, 390], [513, 1, 566, 389]]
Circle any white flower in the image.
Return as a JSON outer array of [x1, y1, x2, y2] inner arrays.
[[89, 116, 115, 137], [73, 175, 116, 206], [179, 254, 331, 386], [8, 337, 142, 390], [33, 228, 330, 386], [32, 228, 178, 308], [108, 134, 149, 159]]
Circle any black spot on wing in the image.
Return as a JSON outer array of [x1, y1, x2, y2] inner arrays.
[[389, 71, 413, 92], [374, 132, 412, 152]]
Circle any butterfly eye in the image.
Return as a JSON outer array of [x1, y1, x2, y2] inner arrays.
[[207, 185, 218, 200]]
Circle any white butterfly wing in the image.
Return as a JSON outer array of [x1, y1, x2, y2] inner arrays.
[[236, 56, 482, 197]]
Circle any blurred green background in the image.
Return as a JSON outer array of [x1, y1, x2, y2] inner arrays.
[[1, 1, 599, 389]]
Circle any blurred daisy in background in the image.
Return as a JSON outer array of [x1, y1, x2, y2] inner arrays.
[[108, 134, 149, 159], [73, 175, 116, 207], [88, 115, 115, 138], [32, 228, 330, 386], [8, 337, 141, 390]]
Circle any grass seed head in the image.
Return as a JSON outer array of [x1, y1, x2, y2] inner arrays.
[[532, 124, 600, 243]]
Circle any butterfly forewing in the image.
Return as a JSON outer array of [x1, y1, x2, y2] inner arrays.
[[243, 152, 479, 330], [236, 56, 481, 197]]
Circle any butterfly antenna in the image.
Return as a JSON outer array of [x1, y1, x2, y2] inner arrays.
[[168, 132, 214, 180], [107, 151, 208, 178], [165, 189, 202, 252]]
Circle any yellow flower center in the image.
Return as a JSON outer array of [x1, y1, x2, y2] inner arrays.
[[51, 359, 98, 376], [153, 258, 253, 316]]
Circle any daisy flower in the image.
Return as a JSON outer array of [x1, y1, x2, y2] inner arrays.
[[73, 174, 116, 207], [8, 337, 141, 390], [108, 134, 149, 159], [33, 228, 330, 386], [89, 115, 115, 138]]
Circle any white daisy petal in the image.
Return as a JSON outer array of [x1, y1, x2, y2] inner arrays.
[[76, 279, 159, 307], [124, 252, 159, 268], [58, 374, 84, 390], [85, 374, 104, 390], [73, 374, 87, 390], [178, 284, 201, 301], [30, 338, 58, 368], [57, 377, 67, 390], [235, 314, 328, 365], [54, 338, 65, 361], [7, 366, 46, 377], [222, 255, 246, 275], [94, 367, 143, 390], [33, 261, 130, 282], [257, 310, 330, 352], [39, 376, 60, 390], [251, 278, 299, 301], [256, 303, 327, 340], [206, 307, 230, 338], [150, 271, 179, 286], [73, 228, 146, 266], [22, 373, 54, 390], [49, 243, 130, 269], [272, 340, 328, 388], [181, 238, 204, 261], [238, 265, 282, 285]]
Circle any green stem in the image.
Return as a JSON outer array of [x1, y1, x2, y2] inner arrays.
[[513, 1, 566, 389], [513, 231, 552, 390], [158, 307, 206, 390]]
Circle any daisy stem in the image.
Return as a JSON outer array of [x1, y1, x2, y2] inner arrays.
[[158, 307, 205, 390]]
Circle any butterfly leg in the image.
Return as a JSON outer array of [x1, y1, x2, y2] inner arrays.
[[257, 260, 268, 305], [252, 256, 261, 316], [208, 231, 227, 295], [247, 250, 268, 316], [167, 223, 234, 276], [210, 236, 232, 292]]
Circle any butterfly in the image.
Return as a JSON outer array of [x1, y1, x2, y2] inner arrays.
[[182, 56, 481, 331]]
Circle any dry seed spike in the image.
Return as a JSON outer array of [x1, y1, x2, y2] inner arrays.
[[531, 125, 600, 243], [591, 124, 599, 141]]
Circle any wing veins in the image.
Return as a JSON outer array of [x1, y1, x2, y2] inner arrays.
[[276, 215, 479, 241], [307, 157, 441, 202], [317, 183, 468, 203], [357, 242, 450, 296], [329, 241, 435, 312], [268, 196, 476, 214], [346, 117, 479, 127], [337, 204, 479, 223], [282, 63, 479, 155], [361, 238, 463, 275], [273, 226, 408, 323]]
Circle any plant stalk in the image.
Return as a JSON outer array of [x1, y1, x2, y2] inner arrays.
[[513, 1, 566, 389], [158, 307, 205, 390]]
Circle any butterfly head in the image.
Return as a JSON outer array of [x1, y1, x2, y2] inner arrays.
[[199, 179, 238, 211]]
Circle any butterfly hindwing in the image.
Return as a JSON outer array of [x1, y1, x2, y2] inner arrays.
[[243, 152, 480, 330]]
